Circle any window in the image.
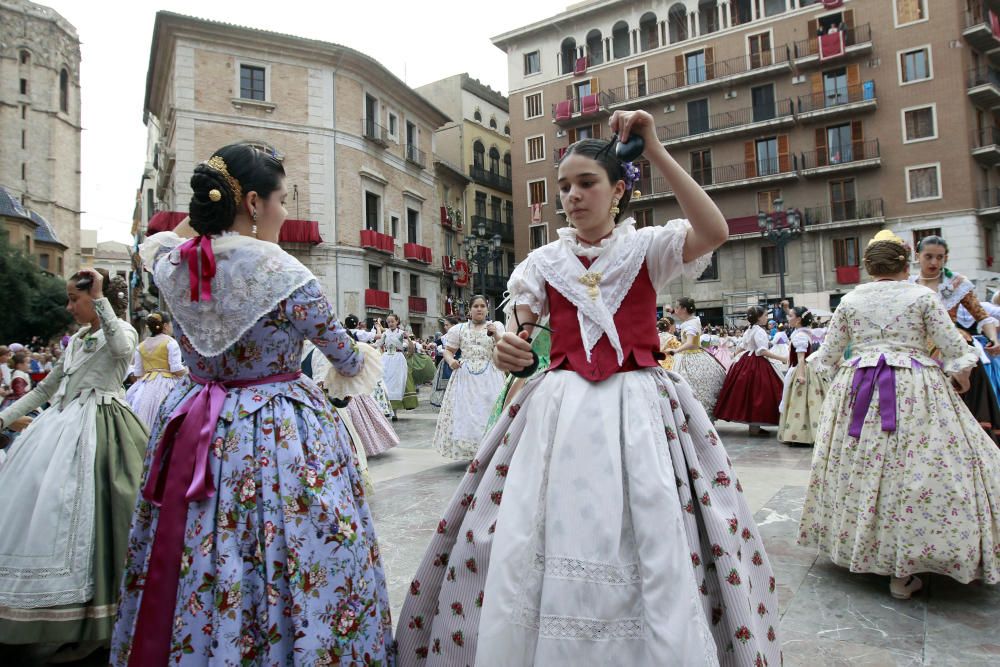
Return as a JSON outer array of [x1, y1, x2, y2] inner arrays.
[[507, 251, 516, 274], [899, 46, 931, 84], [524, 51, 541, 75], [894, 0, 927, 27], [59, 68, 69, 113], [761, 245, 782, 275], [525, 93, 542, 119], [239, 64, 266, 101], [364, 191, 380, 231], [390, 215, 400, 239], [763, 0, 785, 17], [19, 79, 27, 95], [691, 149, 712, 186], [21, 163, 26, 180], [612, 21, 630, 59], [830, 178, 857, 221], [626, 65, 647, 99], [491, 196, 502, 222], [505, 201, 514, 224], [526, 136, 544, 162], [573, 80, 592, 101], [912, 227, 942, 247], [528, 179, 547, 205], [833, 237, 859, 268], [387, 111, 399, 141], [445, 230, 455, 256], [634, 208, 653, 229], [392, 271, 401, 293], [475, 191, 487, 217], [407, 207, 419, 243], [21, 130, 26, 149], [19, 50, 29, 65], [687, 99, 709, 135], [906, 163, 941, 202], [902, 105, 936, 143], [757, 189, 781, 213], [489, 117, 497, 130], [698, 251, 719, 281], [473, 141, 485, 169], [823, 68, 848, 107], [409, 274, 420, 296], [489, 147, 500, 173], [751, 84, 776, 122], [58, 256, 63, 274], [748, 32, 772, 69], [827, 123, 853, 163], [39, 254, 49, 270], [368, 266, 381, 290], [686, 51, 707, 84], [529, 224, 548, 250], [639, 12, 659, 51], [21, 105, 26, 120], [504, 124, 510, 135], [756, 137, 779, 176]]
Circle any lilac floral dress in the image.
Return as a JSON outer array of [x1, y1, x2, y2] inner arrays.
[[111, 233, 394, 666]]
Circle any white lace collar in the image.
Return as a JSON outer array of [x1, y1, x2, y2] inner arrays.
[[907, 273, 973, 311], [556, 218, 636, 259]]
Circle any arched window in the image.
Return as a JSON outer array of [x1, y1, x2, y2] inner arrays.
[[488, 147, 501, 174], [668, 4, 689, 44], [699, 0, 720, 34], [19, 50, 30, 65], [612, 21, 630, 59], [503, 152, 511, 177], [639, 12, 659, 51], [560, 37, 577, 75], [59, 68, 69, 113], [473, 140, 485, 169], [504, 124, 510, 135], [586, 29, 604, 66], [489, 117, 497, 129], [474, 109, 482, 122]]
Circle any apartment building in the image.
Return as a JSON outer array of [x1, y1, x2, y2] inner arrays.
[[494, 0, 1000, 321], [141, 12, 452, 335], [417, 74, 515, 315]]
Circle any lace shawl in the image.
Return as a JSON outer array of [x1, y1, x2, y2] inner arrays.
[[140, 232, 315, 357]]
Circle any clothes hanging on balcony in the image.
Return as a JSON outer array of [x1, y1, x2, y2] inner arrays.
[[819, 32, 845, 61]]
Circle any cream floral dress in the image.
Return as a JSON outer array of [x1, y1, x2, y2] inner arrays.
[[798, 280, 1000, 583]]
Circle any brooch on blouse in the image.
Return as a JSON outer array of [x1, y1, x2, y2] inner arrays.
[[578, 271, 603, 300], [83, 336, 97, 353]]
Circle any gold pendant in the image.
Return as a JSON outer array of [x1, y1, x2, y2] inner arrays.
[[578, 271, 603, 300]]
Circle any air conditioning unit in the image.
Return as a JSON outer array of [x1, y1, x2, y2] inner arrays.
[[555, 129, 567, 138], [724, 90, 737, 100], [663, 104, 675, 113]]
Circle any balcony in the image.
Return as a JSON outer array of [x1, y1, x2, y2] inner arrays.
[[408, 295, 427, 314], [403, 242, 432, 264], [469, 165, 512, 193], [471, 215, 514, 243], [797, 81, 877, 122], [552, 91, 615, 125], [799, 139, 881, 177], [792, 24, 873, 68], [440, 206, 453, 228], [605, 46, 791, 108], [362, 118, 388, 146], [963, 5, 1000, 54], [405, 144, 426, 169], [835, 265, 861, 285], [968, 66, 1000, 108], [978, 188, 1000, 220], [973, 127, 1000, 165], [553, 146, 568, 165], [442, 255, 457, 274], [364, 288, 390, 311], [632, 156, 798, 202], [801, 198, 885, 231], [360, 229, 394, 254], [658, 99, 795, 148]]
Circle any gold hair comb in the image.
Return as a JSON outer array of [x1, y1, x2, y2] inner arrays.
[[205, 155, 243, 206]]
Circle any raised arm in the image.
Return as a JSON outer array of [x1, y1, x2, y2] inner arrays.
[[93, 298, 136, 360], [284, 280, 363, 377], [610, 109, 728, 262]]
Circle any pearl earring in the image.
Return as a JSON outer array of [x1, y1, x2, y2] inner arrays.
[[609, 198, 620, 217], [252, 210, 258, 238]]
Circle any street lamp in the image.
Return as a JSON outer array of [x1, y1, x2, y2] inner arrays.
[[757, 197, 802, 300], [464, 220, 503, 302]]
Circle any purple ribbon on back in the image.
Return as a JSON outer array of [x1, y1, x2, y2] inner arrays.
[[848, 354, 897, 438]]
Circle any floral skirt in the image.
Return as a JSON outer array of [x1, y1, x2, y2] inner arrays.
[[673, 350, 726, 417], [346, 394, 399, 456], [798, 362, 1000, 583], [777, 364, 828, 445], [396, 368, 782, 667], [110, 381, 394, 665]]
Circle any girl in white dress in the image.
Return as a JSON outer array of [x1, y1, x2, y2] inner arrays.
[[125, 312, 186, 428], [777, 308, 828, 445], [378, 313, 413, 411], [670, 297, 727, 417], [431, 295, 505, 460]]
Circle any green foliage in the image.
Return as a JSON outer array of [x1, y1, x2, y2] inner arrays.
[[0, 236, 72, 343]]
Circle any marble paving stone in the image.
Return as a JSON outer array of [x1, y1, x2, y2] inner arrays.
[[922, 574, 1000, 665], [782, 633, 924, 667]]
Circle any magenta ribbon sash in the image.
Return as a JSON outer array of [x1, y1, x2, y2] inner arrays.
[[848, 354, 897, 438], [128, 371, 301, 667], [178, 234, 216, 302]]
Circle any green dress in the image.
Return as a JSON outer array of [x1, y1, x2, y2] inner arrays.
[[485, 329, 551, 432]]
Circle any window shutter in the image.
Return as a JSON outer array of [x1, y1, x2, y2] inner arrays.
[[568, 128, 577, 144], [851, 120, 864, 158], [675, 55, 686, 86], [592, 123, 602, 139], [705, 47, 715, 80], [745, 141, 757, 178], [807, 18, 818, 56], [566, 84, 574, 102], [847, 63, 860, 93], [778, 135, 791, 172], [815, 128, 828, 166], [590, 76, 599, 93], [843, 9, 854, 30]]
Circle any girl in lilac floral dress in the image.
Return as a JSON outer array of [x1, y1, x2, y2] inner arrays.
[[110, 145, 394, 666]]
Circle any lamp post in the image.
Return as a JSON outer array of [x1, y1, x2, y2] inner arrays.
[[757, 198, 802, 300], [464, 218, 503, 304]]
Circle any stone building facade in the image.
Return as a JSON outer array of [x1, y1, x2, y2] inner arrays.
[[142, 12, 456, 336], [0, 0, 81, 275], [495, 0, 1000, 322]]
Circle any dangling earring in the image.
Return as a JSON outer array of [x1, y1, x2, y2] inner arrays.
[[251, 210, 258, 238], [609, 198, 620, 217]]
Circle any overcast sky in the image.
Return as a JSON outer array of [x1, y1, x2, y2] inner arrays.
[[41, 0, 569, 244]]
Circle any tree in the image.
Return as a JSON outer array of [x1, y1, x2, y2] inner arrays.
[[0, 236, 72, 343]]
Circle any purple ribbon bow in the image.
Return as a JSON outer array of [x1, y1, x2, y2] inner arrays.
[[848, 354, 897, 438]]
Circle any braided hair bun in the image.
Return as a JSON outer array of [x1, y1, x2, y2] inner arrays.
[[188, 143, 286, 236]]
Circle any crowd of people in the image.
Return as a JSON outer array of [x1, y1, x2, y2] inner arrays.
[[0, 111, 997, 666]]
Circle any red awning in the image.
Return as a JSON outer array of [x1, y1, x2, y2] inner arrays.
[[145, 212, 321, 245], [147, 211, 187, 234]]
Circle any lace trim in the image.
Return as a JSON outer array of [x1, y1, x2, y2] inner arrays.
[[661, 219, 714, 282], [0, 586, 96, 609], [511, 606, 645, 641], [0, 601, 114, 621], [532, 554, 641, 585]]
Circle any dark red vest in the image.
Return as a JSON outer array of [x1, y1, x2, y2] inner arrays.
[[548, 258, 661, 382]]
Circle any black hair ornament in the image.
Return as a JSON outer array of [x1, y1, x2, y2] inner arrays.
[[509, 306, 554, 379]]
